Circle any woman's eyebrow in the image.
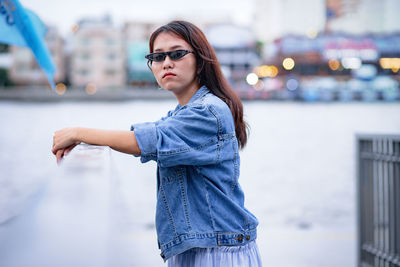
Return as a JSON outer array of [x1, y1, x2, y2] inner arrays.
[[154, 45, 185, 52]]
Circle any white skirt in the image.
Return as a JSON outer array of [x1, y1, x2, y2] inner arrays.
[[167, 240, 263, 267]]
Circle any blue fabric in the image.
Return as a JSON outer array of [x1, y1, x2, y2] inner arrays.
[[168, 240, 263, 267], [0, 7, 46, 46], [0, 0, 56, 89], [131, 86, 259, 261]]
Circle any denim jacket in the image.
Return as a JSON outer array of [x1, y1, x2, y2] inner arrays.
[[131, 86, 258, 261]]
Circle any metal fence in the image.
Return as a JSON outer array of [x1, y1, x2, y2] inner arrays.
[[357, 134, 400, 267]]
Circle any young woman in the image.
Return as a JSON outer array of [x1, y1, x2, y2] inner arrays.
[[52, 20, 262, 267]]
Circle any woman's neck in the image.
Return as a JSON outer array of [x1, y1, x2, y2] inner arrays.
[[175, 83, 200, 106]]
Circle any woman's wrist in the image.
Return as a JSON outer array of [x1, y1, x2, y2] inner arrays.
[[74, 127, 82, 143]]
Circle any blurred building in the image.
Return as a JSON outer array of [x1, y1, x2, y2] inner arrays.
[[8, 26, 65, 86], [70, 15, 125, 88], [326, 0, 400, 34], [254, 0, 400, 43], [123, 22, 156, 43], [0, 44, 12, 87], [205, 24, 260, 82], [254, 0, 325, 43], [123, 22, 157, 86], [0, 47, 12, 69]]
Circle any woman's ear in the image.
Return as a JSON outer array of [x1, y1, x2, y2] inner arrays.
[[197, 61, 204, 75]]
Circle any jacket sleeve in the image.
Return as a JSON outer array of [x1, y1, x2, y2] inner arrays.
[[131, 104, 224, 167]]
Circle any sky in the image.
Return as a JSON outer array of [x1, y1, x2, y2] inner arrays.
[[21, 0, 255, 37]]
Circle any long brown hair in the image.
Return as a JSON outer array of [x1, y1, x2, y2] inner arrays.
[[148, 20, 248, 149]]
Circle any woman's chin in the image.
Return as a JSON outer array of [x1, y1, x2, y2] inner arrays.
[[163, 86, 174, 91], [161, 84, 178, 92]]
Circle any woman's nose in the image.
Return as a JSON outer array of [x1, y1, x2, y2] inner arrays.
[[162, 56, 174, 69]]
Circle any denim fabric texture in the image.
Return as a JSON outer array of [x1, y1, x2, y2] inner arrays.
[[131, 86, 259, 261]]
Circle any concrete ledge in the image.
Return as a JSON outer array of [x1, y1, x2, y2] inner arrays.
[[0, 87, 174, 102], [0, 144, 121, 267]]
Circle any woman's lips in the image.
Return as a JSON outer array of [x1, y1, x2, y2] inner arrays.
[[163, 72, 176, 78]]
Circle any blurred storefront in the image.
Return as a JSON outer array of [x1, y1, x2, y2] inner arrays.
[[244, 33, 400, 101], [263, 33, 400, 76]]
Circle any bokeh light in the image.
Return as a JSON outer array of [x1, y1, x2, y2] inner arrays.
[[264, 78, 283, 91], [328, 59, 340, 71], [55, 83, 67, 95], [282, 58, 295, 70], [246, 73, 259, 85], [85, 83, 97, 95], [71, 24, 79, 33], [286, 79, 299, 91], [255, 65, 279, 78], [253, 80, 265, 91], [341, 57, 361, 69], [379, 57, 400, 72], [306, 28, 318, 39]]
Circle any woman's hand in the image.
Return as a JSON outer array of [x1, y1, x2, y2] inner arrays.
[[52, 127, 81, 162], [54, 143, 78, 163]]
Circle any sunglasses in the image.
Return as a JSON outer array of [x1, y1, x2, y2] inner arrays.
[[145, 49, 194, 64]]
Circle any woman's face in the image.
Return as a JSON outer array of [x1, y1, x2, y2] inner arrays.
[[151, 32, 199, 95]]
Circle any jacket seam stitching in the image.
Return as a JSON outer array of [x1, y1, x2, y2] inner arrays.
[[160, 185, 178, 238], [158, 134, 234, 156], [179, 168, 192, 231], [202, 174, 217, 231], [207, 105, 222, 162], [229, 138, 239, 197], [158, 137, 218, 156]]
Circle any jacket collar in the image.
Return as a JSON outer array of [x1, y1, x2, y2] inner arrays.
[[176, 85, 210, 110], [187, 85, 210, 105]]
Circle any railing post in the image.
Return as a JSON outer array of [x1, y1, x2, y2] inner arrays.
[[357, 134, 400, 267]]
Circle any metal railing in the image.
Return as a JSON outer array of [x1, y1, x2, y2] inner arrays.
[[357, 134, 400, 267]]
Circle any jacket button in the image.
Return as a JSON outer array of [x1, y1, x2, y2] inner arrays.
[[246, 235, 250, 241], [237, 234, 244, 242]]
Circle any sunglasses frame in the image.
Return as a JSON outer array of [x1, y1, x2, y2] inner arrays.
[[145, 49, 195, 66]]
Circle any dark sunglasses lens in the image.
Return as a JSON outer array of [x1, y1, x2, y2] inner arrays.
[[152, 53, 166, 62], [146, 50, 191, 63], [169, 50, 186, 60]]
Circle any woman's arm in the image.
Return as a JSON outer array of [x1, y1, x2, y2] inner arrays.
[[52, 127, 141, 162]]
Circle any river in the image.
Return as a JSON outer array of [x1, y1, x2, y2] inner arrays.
[[0, 100, 399, 267]]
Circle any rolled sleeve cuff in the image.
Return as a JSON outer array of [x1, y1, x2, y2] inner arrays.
[[130, 122, 157, 163]]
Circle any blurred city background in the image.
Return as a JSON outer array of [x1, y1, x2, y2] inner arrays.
[[0, 1, 400, 267], [0, 0, 399, 101]]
